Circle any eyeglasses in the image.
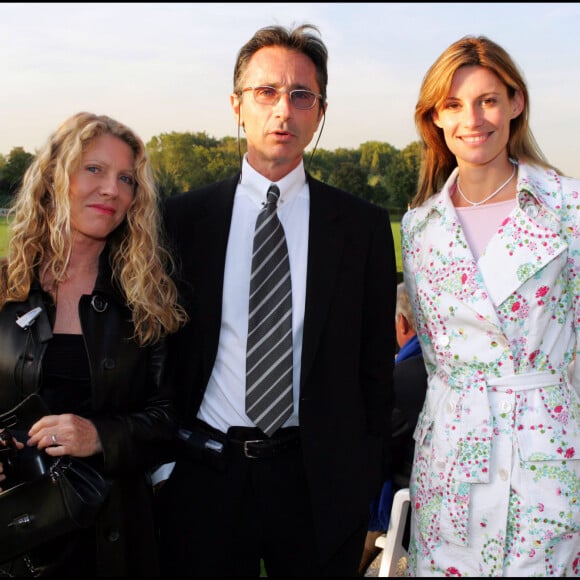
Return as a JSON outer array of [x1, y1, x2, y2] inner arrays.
[[241, 86, 322, 110]]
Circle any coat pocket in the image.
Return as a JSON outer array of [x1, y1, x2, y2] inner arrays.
[[515, 383, 580, 535], [516, 383, 580, 462]]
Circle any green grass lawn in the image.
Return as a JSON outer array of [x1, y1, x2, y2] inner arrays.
[[0, 217, 9, 257], [391, 221, 402, 275], [0, 217, 403, 274]]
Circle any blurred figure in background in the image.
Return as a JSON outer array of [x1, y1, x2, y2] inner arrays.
[[359, 281, 427, 576]]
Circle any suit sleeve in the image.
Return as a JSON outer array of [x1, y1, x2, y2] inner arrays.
[[363, 206, 397, 480]]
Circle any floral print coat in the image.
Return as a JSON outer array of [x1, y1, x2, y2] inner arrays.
[[401, 161, 580, 576]]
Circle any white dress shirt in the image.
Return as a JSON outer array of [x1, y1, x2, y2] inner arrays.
[[198, 155, 309, 431]]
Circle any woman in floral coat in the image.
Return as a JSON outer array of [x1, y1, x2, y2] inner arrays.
[[401, 35, 580, 576]]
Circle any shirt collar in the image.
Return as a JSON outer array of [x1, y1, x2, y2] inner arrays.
[[239, 155, 306, 206]]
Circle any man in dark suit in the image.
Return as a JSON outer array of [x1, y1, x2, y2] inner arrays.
[[155, 23, 397, 577]]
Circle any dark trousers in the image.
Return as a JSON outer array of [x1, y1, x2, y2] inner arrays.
[[155, 422, 366, 577]]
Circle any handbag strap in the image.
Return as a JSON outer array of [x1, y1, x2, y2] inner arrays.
[[0, 393, 51, 431]]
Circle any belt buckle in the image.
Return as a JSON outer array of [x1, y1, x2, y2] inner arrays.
[[243, 439, 265, 459]]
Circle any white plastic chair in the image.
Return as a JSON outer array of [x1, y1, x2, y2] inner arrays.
[[374, 487, 410, 576]]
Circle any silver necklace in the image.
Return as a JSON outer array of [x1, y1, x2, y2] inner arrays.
[[456, 164, 516, 207]]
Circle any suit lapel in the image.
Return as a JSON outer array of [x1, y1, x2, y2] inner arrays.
[[300, 180, 344, 389], [192, 177, 238, 381]]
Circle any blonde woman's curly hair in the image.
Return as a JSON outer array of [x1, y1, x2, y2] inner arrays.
[[0, 111, 188, 345]]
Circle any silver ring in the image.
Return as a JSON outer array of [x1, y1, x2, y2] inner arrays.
[[51, 433, 57, 445]]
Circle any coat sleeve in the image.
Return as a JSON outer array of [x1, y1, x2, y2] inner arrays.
[[91, 337, 178, 475], [563, 177, 580, 396]]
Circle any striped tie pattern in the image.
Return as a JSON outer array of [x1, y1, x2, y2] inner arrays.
[[246, 184, 293, 436]]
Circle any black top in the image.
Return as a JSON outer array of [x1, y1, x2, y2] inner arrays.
[[41, 333, 91, 417]]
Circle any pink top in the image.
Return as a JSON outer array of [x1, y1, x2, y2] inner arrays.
[[455, 199, 516, 260]]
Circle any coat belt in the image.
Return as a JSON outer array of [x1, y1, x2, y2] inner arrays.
[[439, 369, 565, 546], [456, 369, 565, 484]]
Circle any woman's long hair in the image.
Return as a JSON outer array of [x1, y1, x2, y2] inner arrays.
[[0, 111, 187, 344]]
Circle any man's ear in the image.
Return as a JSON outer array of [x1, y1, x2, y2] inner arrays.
[[400, 314, 411, 335], [231, 92, 243, 126], [396, 313, 411, 335]]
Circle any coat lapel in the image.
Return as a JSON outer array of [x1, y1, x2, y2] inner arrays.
[[479, 195, 566, 307], [410, 189, 502, 325]]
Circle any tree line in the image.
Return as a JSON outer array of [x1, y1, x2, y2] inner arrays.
[[0, 132, 421, 217]]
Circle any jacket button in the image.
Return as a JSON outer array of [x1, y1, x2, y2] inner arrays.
[[499, 400, 512, 413], [526, 205, 539, 218], [103, 358, 116, 370], [106, 528, 120, 542], [91, 295, 108, 312]]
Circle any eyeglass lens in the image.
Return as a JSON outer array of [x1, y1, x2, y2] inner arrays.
[[252, 87, 318, 110]]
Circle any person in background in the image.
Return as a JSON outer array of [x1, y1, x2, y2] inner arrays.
[[155, 22, 397, 577], [401, 35, 580, 576], [0, 112, 188, 577], [359, 281, 427, 576]]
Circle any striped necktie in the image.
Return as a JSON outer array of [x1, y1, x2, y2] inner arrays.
[[245, 184, 293, 436]]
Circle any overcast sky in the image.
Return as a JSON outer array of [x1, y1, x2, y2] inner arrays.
[[1, 2, 578, 177]]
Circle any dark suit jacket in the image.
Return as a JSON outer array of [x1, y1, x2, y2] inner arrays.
[[162, 172, 397, 562]]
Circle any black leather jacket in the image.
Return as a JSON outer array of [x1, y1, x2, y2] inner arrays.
[[0, 250, 176, 575]]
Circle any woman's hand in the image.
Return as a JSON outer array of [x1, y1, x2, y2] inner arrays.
[[27, 414, 103, 458]]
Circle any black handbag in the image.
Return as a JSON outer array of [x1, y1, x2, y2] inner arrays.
[[0, 394, 112, 564]]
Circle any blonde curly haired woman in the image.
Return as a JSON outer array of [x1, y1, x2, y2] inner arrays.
[[0, 112, 187, 576]]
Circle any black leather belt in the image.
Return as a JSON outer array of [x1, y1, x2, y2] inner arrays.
[[228, 427, 300, 459], [180, 421, 300, 463]]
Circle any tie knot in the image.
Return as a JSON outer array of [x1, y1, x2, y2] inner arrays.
[[266, 184, 280, 206]]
